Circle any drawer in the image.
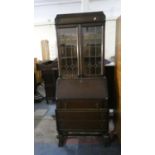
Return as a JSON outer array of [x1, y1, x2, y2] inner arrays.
[[57, 100, 108, 109], [58, 120, 108, 131], [56, 109, 108, 121]]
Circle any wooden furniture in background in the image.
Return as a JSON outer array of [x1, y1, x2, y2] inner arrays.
[[38, 60, 58, 103], [34, 58, 42, 84], [41, 40, 50, 61], [105, 65, 116, 109], [115, 16, 121, 143]]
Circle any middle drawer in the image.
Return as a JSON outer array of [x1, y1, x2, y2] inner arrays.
[[56, 109, 108, 121], [57, 100, 108, 109]]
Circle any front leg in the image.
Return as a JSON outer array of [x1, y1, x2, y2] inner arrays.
[[57, 134, 65, 147]]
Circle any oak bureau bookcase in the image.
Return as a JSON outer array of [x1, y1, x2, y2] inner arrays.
[[55, 12, 109, 146]]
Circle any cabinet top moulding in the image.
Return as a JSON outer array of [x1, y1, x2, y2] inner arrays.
[[55, 11, 106, 25]]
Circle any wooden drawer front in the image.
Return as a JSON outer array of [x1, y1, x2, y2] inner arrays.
[[57, 100, 108, 109], [58, 120, 108, 131], [56, 110, 108, 121]]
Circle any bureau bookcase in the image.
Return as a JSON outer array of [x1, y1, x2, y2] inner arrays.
[[55, 12, 109, 146]]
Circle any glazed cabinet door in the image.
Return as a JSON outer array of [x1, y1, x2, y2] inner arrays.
[[81, 25, 104, 77], [57, 27, 79, 78]]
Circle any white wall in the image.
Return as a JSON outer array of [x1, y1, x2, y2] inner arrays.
[[34, 2, 81, 24], [105, 20, 116, 59], [34, 24, 57, 60], [34, 0, 121, 60]]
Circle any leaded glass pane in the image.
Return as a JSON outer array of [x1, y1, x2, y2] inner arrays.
[[57, 27, 78, 78], [82, 26, 102, 76]]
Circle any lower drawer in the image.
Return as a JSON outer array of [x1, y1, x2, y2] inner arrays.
[[56, 109, 108, 120], [58, 120, 108, 131]]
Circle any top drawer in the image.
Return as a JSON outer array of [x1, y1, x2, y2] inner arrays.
[[57, 100, 108, 109]]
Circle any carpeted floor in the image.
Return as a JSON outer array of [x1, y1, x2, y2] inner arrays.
[[34, 143, 121, 155], [34, 100, 121, 155]]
